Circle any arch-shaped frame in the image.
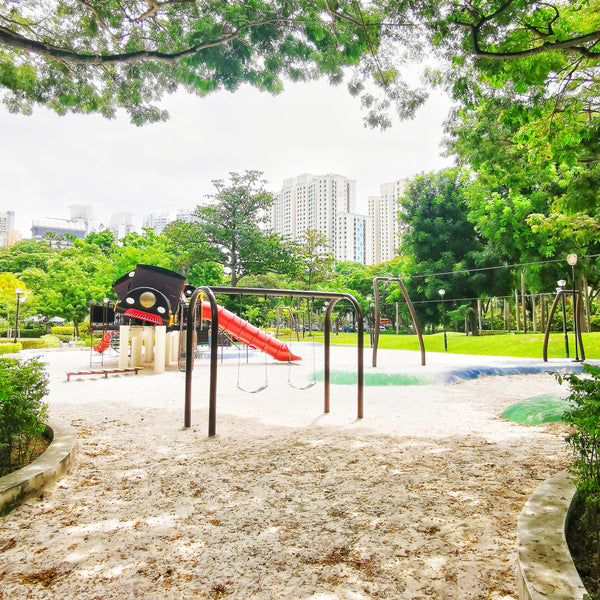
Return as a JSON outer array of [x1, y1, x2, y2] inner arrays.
[[185, 286, 364, 436], [372, 277, 426, 368], [542, 289, 585, 362]]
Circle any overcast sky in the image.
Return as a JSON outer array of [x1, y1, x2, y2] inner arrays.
[[1, 78, 454, 238]]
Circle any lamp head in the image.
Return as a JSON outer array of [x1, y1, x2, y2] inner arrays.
[[15, 287, 23, 297], [567, 253, 578, 266], [438, 289, 445, 297], [557, 279, 566, 288]]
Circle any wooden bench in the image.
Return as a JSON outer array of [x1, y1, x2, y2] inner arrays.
[[66, 367, 143, 382]]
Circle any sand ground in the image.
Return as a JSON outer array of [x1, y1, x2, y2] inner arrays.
[[0, 346, 577, 599]]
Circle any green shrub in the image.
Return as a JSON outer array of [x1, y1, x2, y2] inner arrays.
[[0, 358, 49, 477], [20, 339, 49, 350], [40, 335, 61, 349], [0, 343, 22, 355], [19, 327, 47, 338], [562, 364, 600, 593], [53, 334, 72, 342], [50, 326, 74, 336]]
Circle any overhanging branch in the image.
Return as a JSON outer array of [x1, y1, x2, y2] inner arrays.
[[0, 22, 251, 65]]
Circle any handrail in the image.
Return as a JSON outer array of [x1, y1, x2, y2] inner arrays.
[[184, 286, 364, 436]]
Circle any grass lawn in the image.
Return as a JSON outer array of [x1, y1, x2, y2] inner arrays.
[[308, 331, 600, 360]]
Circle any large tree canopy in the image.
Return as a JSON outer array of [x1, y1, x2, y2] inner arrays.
[[0, 0, 389, 124], [2, 1, 599, 127], [194, 170, 298, 286]]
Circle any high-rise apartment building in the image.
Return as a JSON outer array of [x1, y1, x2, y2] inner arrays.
[[270, 173, 366, 263], [368, 179, 408, 264], [0, 211, 16, 247], [142, 212, 170, 233], [335, 212, 372, 264], [108, 212, 134, 240], [175, 209, 198, 224]]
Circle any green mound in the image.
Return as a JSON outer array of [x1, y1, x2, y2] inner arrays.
[[315, 370, 435, 386], [502, 395, 571, 426]]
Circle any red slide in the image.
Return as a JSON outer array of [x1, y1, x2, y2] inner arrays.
[[93, 330, 116, 353], [200, 301, 301, 362]]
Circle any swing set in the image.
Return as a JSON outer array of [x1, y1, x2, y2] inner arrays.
[[184, 286, 364, 436]]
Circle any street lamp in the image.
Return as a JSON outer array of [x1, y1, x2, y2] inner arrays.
[[557, 280, 569, 359], [439, 289, 447, 352], [366, 295, 373, 346], [566, 253, 581, 361], [14, 287, 23, 344]]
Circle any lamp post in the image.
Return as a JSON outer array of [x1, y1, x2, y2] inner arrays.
[[439, 289, 447, 352], [13, 287, 22, 344], [566, 253, 580, 361], [557, 280, 569, 359], [366, 295, 373, 346]]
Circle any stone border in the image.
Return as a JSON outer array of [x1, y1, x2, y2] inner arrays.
[[0, 418, 76, 516], [516, 469, 587, 599]]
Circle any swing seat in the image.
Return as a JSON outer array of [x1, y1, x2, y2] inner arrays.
[[236, 381, 269, 394]]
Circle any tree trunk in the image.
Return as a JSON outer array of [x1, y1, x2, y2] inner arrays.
[[469, 299, 479, 336]]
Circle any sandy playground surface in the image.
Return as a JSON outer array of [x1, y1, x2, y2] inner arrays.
[[0, 345, 579, 599]]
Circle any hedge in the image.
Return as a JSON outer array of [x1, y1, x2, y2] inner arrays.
[[0, 343, 22, 355]]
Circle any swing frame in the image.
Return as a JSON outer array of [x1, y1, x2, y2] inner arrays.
[[184, 286, 364, 436], [371, 276, 426, 368]]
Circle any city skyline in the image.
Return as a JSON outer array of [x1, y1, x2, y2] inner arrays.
[[1, 78, 454, 239]]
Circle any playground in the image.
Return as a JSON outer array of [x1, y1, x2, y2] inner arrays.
[[0, 346, 579, 599]]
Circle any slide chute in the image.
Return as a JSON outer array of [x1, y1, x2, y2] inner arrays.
[[200, 301, 301, 362]]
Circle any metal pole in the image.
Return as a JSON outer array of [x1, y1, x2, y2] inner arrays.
[[442, 299, 447, 352], [571, 264, 580, 361], [561, 292, 570, 359], [13, 291, 21, 344]]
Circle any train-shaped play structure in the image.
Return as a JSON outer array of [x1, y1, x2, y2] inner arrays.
[[90, 264, 301, 374], [87, 263, 367, 436]]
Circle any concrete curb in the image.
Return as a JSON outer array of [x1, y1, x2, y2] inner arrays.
[[0, 418, 76, 516], [516, 469, 587, 599]]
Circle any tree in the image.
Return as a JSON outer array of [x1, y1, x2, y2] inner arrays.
[[2, 1, 600, 130], [293, 229, 335, 289], [445, 83, 600, 295], [398, 168, 510, 334], [161, 219, 220, 281], [195, 170, 297, 286], [0, 240, 51, 273], [0, 0, 387, 125], [84, 230, 116, 257], [0, 273, 28, 334], [20, 244, 110, 335]]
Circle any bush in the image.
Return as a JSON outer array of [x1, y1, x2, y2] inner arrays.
[[40, 335, 61, 349], [50, 326, 74, 336], [19, 339, 49, 350], [0, 343, 22, 355], [19, 327, 47, 339], [0, 358, 49, 477], [562, 364, 600, 596]]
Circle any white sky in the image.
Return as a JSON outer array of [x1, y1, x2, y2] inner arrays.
[[0, 78, 454, 238]]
